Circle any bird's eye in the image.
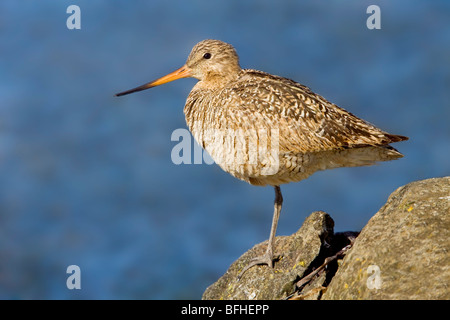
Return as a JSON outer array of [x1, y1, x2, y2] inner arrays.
[[203, 53, 211, 59]]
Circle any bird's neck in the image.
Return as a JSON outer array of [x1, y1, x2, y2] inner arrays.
[[196, 70, 242, 90]]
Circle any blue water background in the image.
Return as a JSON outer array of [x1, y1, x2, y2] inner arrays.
[[0, 0, 449, 299]]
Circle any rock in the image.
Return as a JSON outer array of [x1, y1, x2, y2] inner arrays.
[[202, 211, 335, 300], [322, 176, 450, 300], [202, 176, 450, 300]]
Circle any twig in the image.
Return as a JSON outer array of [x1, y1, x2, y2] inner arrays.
[[286, 240, 354, 300]]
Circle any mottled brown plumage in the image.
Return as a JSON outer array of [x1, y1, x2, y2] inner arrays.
[[116, 39, 408, 278]]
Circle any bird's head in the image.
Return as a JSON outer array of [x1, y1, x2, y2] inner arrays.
[[115, 39, 241, 97]]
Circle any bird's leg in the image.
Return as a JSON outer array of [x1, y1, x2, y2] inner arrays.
[[238, 186, 283, 280]]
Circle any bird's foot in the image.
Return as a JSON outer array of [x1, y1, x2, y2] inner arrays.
[[237, 251, 278, 281]]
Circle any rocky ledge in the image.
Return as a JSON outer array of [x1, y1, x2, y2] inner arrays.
[[202, 176, 449, 300]]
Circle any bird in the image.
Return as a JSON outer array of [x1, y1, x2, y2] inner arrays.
[[115, 39, 408, 278]]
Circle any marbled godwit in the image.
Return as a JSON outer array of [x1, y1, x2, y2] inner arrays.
[[115, 39, 408, 278]]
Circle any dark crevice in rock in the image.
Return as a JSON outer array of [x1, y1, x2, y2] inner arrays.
[[323, 231, 359, 286], [289, 231, 359, 299]]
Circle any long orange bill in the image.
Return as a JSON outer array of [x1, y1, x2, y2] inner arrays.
[[115, 65, 192, 97]]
